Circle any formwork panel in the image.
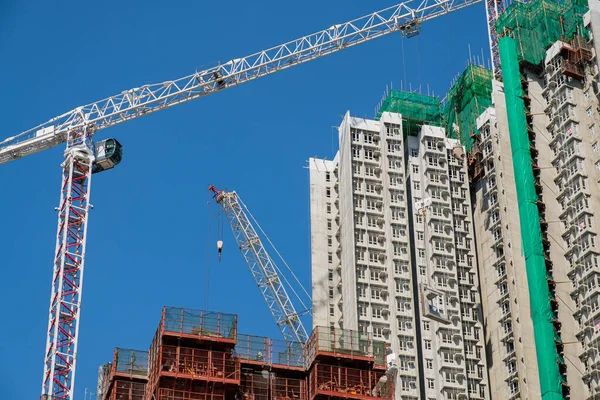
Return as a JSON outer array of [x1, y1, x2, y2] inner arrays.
[[272, 376, 307, 400], [108, 381, 145, 400], [271, 339, 306, 370], [308, 365, 392, 400], [239, 373, 269, 400], [305, 327, 386, 368], [111, 348, 149, 379], [160, 345, 240, 383], [234, 334, 305, 369], [154, 379, 226, 400], [234, 334, 269, 365], [163, 307, 237, 343]]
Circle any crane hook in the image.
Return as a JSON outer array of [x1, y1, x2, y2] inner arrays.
[[217, 240, 223, 262]]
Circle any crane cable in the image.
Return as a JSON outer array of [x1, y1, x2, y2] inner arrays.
[[205, 200, 212, 309], [237, 196, 312, 316]]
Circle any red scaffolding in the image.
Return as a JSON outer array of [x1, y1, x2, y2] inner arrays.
[[99, 348, 148, 400], [101, 307, 393, 400]]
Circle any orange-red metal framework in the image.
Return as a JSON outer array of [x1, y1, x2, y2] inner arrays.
[[102, 306, 393, 400]]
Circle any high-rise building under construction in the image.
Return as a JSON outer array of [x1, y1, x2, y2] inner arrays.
[[309, 111, 489, 400], [310, 1, 600, 399]]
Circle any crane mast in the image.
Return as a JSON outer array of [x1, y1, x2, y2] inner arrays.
[[209, 186, 309, 344], [41, 130, 94, 400], [0, 1, 490, 398]]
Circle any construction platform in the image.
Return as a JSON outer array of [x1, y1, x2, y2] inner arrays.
[[97, 306, 393, 400]]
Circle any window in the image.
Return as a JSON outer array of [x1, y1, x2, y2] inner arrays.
[[326, 188, 331, 198], [326, 203, 331, 214], [427, 379, 435, 389], [417, 231, 424, 241], [365, 149, 375, 160], [443, 351, 453, 363], [327, 236, 333, 247], [424, 340, 432, 350], [587, 106, 593, 117], [327, 219, 332, 230], [591, 124, 596, 136], [357, 267, 366, 279], [329, 288, 334, 299], [373, 325, 383, 338], [426, 359, 433, 369], [412, 165, 419, 174], [413, 181, 420, 190], [445, 372, 457, 383], [328, 252, 333, 264], [356, 250, 365, 261], [371, 288, 381, 300], [594, 142, 599, 153], [328, 270, 333, 281], [325, 172, 331, 182], [441, 330, 452, 344], [329, 305, 334, 316], [358, 304, 367, 317], [410, 148, 418, 157], [358, 285, 366, 298], [509, 381, 519, 395]]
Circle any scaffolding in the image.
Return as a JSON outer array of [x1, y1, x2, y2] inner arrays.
[[495, 0, 588, 65], [234, 334, 306, 369], [376, 90, 443, 136], [443, 64, 493, 151], [104, 307, 393, 400], [308, 365, 391, 400], [98, 348, 148, 400], [305, 326, 387, 368], [162, 306, 237, 343]]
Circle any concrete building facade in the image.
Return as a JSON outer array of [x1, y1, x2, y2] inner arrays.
[[468, 18, 600, 400], [309, 112, 489, 399]]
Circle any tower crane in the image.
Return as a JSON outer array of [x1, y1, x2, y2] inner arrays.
[[0, 1, 489, 399], [209, 186, 310, 344]]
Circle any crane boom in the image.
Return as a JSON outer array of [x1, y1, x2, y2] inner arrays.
[[0, 0, 481, 166], [209, 186, 309, 344]]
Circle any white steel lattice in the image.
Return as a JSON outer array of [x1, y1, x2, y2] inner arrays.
[[485, 0, 507, 80], [42, 130, 94, 400], [0, 0, 481, 165], [211, 188, 309, 344]]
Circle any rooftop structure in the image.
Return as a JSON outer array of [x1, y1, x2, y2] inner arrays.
[[97, 306, 393, 400]]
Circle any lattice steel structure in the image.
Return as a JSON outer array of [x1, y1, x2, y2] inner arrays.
[[210, 186, 309, 344], [42, 130, 94, 400]]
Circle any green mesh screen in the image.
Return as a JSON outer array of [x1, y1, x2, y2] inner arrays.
[[443, 64, 493, 151], [496, 0, 589, 65], [376, 91, 442, 136]]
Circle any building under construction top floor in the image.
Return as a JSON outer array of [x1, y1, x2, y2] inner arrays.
[[97, 306, 394, 400]]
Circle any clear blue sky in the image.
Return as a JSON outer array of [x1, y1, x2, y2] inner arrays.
[[0, 1, 488, 398]]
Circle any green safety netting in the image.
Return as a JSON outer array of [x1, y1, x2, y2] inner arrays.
[[496, 0, 588, 65], [443, 64, 493, 151], [499, 36, 564, 400], [376, 91, 442, 136]]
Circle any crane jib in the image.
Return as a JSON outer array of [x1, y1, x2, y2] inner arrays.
[[0, 0, 481, 166]]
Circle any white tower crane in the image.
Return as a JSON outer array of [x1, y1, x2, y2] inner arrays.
[[0, 1, 484, 398], [209, 186, 310, 344]]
